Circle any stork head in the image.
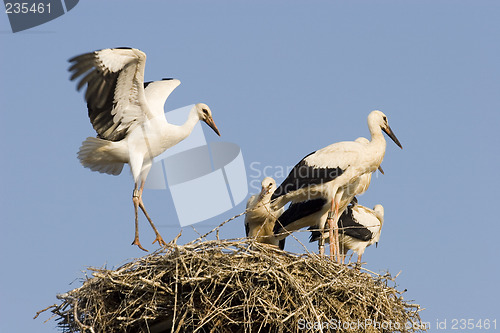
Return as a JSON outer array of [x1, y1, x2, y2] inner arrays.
[[368, 111, 402, 149], [260, 177, 277, 199], [373, 204, 384, 222], [195, 103, 221, 136], [373, 204, 385, 247]]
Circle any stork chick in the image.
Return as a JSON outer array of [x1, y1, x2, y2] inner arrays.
[[310, 200, 384, 265], [245, 177, 285, 249]]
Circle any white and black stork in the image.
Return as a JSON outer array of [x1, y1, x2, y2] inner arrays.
[[69, 47, 221, 251], [270, 111, 401, 261]]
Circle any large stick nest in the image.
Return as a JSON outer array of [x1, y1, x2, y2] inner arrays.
[[40, 238, 425, 332]]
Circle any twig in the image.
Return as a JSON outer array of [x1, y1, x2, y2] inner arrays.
[[33, 304, 57, 320]]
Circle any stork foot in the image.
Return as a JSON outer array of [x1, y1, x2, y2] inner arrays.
[[152, 234, 167, 247], [132, 237, 148, 252]]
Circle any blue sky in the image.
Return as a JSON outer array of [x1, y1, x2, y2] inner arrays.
[[1, 1, 499, 332]]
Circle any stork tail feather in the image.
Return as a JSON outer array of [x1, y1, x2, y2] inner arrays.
[[78, 137, 124, 175]]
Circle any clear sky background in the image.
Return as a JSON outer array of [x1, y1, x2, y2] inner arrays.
[[1, 1, 499, 332]]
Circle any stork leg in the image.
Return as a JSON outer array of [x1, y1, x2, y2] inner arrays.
[[318, 233, 325, 256], [327, 197, 341, 263], [334, 200, 341, 264], [132, 185, 148, 252], [137, 181, 167, 247], [347, 252, 354, 264], [339, 246, 346, 264], [327, 210, 336, 261]]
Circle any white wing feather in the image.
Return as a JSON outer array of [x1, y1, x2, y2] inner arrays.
[[94, 48, 150, 132]]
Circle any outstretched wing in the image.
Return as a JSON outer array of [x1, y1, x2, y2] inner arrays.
[[144, 78, 181, 120], [68, 47, 153, 141]]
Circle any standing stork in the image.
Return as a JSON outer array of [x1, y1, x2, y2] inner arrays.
[[309, 200, 384, 265], [273, 138, 382, 254], [69, 47, 221, 251], [270, 111, 401, 261], [274, 137, 378, 255], [245, 177, 285, 249]]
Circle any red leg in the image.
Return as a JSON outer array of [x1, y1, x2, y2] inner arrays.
[[131, 185, 148, 252], [334, 201, 341, 264], [318, 230, 325, 256], [327, 212, 335, 260], [138, 182, 167, 247], [348, 252, 354, 264]]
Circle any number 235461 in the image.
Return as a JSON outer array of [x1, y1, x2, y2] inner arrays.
[[451, 319, 496, 330], [5, 2, 51, 14]]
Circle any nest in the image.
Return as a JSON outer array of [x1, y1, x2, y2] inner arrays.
[[38, 234, 425, 333]]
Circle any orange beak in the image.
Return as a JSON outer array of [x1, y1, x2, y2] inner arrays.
[[205, 117, 221, 136]]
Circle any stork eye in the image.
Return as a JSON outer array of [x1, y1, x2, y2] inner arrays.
[[202, 109, 209, 115], [383, 116, 387, 122]]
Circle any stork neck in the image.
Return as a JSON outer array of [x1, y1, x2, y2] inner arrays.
[[365, 125, 387, 171], [368, 123, 386, 147], [179, 107, 201, 139]]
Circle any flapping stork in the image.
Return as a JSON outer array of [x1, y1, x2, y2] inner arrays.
[[271, 111, 401, 261], [69, 47, 221, 251], [245, 177, 285, 249]]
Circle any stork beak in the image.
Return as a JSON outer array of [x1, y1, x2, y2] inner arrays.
[[378, 165, 385, 175], [205, 117, 221, 136], [261, 184, 273, 195], [261, 186, 267, 196], [382, 125, 402, 149]]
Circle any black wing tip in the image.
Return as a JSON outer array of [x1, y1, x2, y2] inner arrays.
[[271, 152, 343, 200], [68, 52, 94, 64], [115, 46, 133, 50], [144, 78, 178, 89], [273, 198, 327, 236], [309, 230, 320, 243]]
